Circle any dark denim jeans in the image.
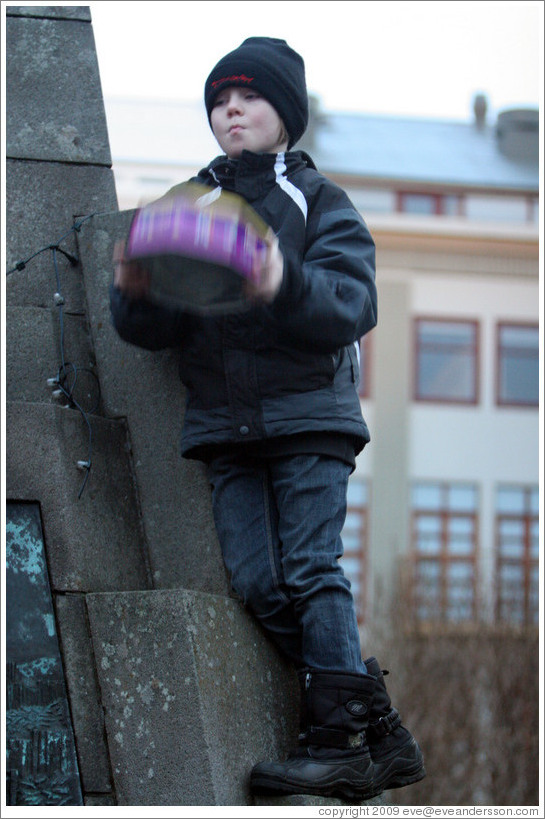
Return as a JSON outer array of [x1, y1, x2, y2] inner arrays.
[[207, 453, 366, 673]]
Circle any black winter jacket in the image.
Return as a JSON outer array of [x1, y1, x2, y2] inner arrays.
[[110, 149, 377, 462]]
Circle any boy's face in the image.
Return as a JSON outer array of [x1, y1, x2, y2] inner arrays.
[[210, 87, 288, 158]]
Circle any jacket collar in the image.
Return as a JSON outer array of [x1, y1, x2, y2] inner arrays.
[[198, 150, 316, 202]]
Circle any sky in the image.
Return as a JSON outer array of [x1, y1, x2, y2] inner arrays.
[[89, 0, 543, 121]]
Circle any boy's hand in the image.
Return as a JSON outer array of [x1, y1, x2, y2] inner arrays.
[[113, 240, 151, 299], [247, 228, 284, 303]]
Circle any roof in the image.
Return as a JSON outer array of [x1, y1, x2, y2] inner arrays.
[[104, 98, 539, 194], [305, 111, 539, 192]]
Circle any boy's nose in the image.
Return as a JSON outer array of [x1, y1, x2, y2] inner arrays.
[[226, 93, 243, 114]]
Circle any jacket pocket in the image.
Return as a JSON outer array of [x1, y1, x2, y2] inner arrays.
[[257, 347, 336, 397]]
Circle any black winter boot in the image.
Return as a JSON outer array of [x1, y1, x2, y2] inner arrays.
[[364, 657, 426, 792], [250, 669, 378, 801]]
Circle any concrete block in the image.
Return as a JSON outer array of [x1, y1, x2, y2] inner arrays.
[[6, 14, 111, 164], [54, 593, 112, 793], [6, 401, 151, 593], [84, 794, 116, 806], [86, 588, 298, 806], [6, 306, 100, 408], [6, 160, 117, 310], [6, 6, 92, 21], [77, 211, 230, 595]]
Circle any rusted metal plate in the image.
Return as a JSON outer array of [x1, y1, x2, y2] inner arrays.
[[5, 503, 83, 806]]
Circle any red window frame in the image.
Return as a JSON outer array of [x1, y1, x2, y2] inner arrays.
[[396, 191, 465, 217], [495, 485, 538, 626], [413, 317, 480, 405], [410, 482, 479, 623], [496, 321, 539, 408]]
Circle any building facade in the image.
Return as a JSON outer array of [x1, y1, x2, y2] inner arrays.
[[351, 217, 538, 629]]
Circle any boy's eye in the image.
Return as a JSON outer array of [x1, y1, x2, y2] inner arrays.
[[213, 90, 262, 107]]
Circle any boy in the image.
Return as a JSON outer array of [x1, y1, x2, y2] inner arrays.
[[111, 37, 424, 801]]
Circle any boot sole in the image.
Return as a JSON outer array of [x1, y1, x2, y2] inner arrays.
[[373, 757, 426, 792], [251, 770, 376, 802]]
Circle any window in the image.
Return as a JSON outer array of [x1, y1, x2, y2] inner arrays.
[[414, 318, 479, 404], [495, 485, 539, 625], [397, 192, 463, 217], [410, 482, 479, 622], [497, 323, 539, 407], [399, 193, 437, 216], [341, 477, 370, 623]]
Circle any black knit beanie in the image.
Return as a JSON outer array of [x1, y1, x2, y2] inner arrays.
[[204, 37, 309, 149]]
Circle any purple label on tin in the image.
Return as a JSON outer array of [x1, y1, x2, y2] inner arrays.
[[127, 198, 266, 283]]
